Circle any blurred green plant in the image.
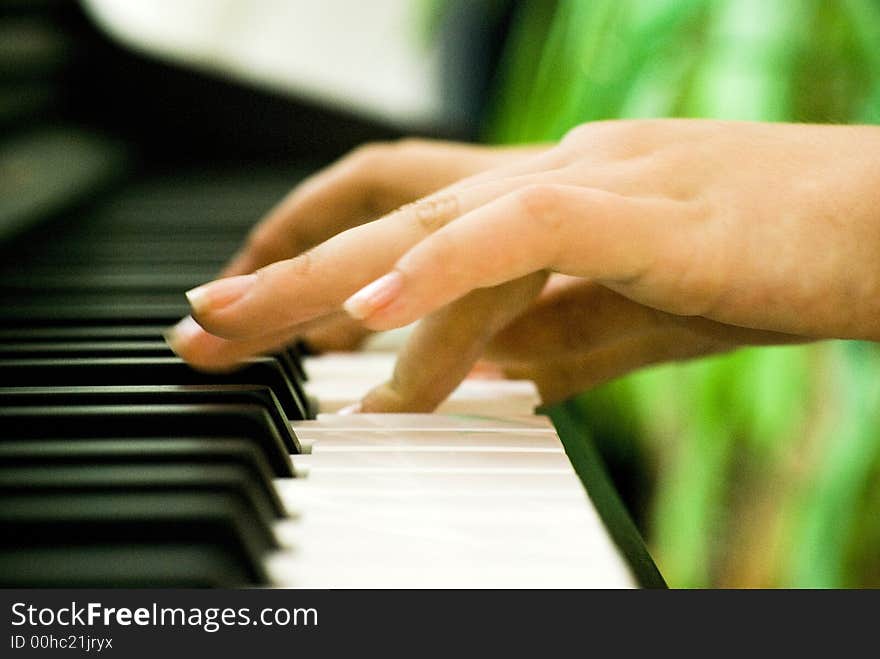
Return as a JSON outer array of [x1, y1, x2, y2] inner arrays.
[[484, 0, 880, 587]]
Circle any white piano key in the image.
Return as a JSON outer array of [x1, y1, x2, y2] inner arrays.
[[306, 379, 541, 415], [278, 486, 599, 511], [268, 555, 633, 588], [278, 477, 590, 544], [359, 325, 415, 352], [304, 353, 541, 415], [273, 503, 606, 551], [266, 488, 637, 588], [292, 449, 572, 475], [294, 415, 561, 454], [283, 377, 641, 588], [303, 352, 397, 381], [273, 535, 612, 568], [268, 547, 633, 588], [276, 469, 586, 493], [294, 412, 555, 431], [295, 416, 561, 454], [302, 431, 564, 452], [274, 526, 612, 564]]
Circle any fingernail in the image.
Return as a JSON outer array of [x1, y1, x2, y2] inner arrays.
[[337, 402, 362, 415], [342, 271, 403, 320], [186, 274, 257, 314], [164, 315, 202, 355]]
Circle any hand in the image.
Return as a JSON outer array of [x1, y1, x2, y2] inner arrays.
[[479, 274, 792, 404], [167, 119, 880, 410], [164, 138, 546, 370]]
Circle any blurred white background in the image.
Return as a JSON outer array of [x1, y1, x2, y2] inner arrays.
[[82, 0, 447, 128]]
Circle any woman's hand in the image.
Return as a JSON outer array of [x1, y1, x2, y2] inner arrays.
[[167, 119, 880, 410], [164, 138, 546, 368]]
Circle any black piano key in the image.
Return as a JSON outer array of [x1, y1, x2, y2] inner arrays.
[[0, 384, 300, 453], [0, 464, 279, 551], [0, 356, 308, 420], [0, 437, 286, 517], [0, 340, 173, 357], [0, 325, 169, 341], [284, 342, 309, 381], [0, 295, 187, 324], [0, 270, 210, 292], [264, 352, 311, 415], [0, 343, 312, 415], [0, 327, 309, 379], [0, 491, 270, 586], [0, 337, 313, 419], [0, 153, 321, 587], [0, 404, 295, 476], [0, 544, 254, 588], [5, 239, 238, 265], [0, 128, 130, 244]]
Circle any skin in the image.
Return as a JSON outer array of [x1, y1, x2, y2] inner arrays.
[[166, 119, 880, 411]]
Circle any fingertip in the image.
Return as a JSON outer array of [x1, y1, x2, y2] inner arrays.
[[342, 271, 403, 320], [358, 383, 397, 413], [164, 315, 244, 373], [359, 381, 408, 413], [185, 274, 257, 317], [164, 316, 203, 358], [359, 381, 439, 413], [342, 276, 433, 333]]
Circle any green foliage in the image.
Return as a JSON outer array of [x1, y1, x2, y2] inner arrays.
[[484, 0, 880, 587]]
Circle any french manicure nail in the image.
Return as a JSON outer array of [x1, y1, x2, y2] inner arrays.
[[342, 271, 403, 320], [185, 274, 257, 313], [164, 315, 202, 354]]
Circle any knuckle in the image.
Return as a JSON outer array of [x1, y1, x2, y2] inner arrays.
[[288, 248, 317, 279], [344, 143, 392, 214], [352, 138, 431, 166], [561, 119, 662, 160], [560, 122, 601, 145], [561, 120, 634, 146], [403, 193, 460, 233], [347, 142, 396, 181], [347, 141, 416, 215], [265, 247, 316, 282], [515, 184, 565, 232], [349, 141, 389, 164], [392, 137, 433, 154]]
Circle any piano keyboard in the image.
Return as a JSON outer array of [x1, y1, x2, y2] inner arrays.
[[0, 165, 649, 588]]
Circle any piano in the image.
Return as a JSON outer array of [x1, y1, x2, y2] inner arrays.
[[0, 1, 664, 588]]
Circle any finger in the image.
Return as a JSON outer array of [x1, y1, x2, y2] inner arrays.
[[166, 308, 362, 367], [165, 309, 373, 371], [346, 185, 692, 331], [359, 274, 547, 412], [505, 327, 733, 404], [222, 141, 552, 276], [221, 149, 412, 277], [485, 277, 802, 365], [163, 316, 302, 372], [486, 279, 664, 363], [296, 311, 372, 353], [187, 173, 560, 340]]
